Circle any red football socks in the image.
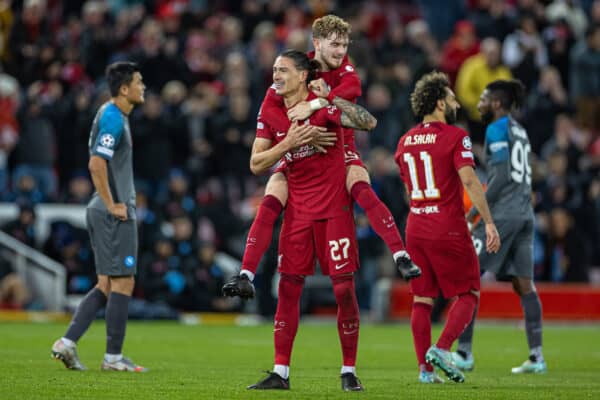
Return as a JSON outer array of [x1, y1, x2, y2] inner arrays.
[[411, 302, 434, 372], [437, 293, 478, 350], [332, 274, 360, 366], [241, 195, 283, 274], [350, 182, 405, 254], [274, 274, 304, 365]]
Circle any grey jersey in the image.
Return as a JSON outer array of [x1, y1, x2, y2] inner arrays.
[[87, 102, 136, 216], [483, 115, 533, 221]]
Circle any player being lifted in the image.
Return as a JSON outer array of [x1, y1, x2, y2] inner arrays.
[[222, 15, 420, 299], [452, 80, 547, 374], [395, 72, 500, 383]]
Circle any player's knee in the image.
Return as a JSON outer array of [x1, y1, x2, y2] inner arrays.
[[109, 275, 135, 295], [346, 166, 370, 192], [265, 173, 288, 205], [413, 295, 434, 305], [512, 277, 534, 296], [96, 276, 110, 295]]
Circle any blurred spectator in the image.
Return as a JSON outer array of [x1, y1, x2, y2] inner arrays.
[[60, 171, 93, 204], [543, 207, 590, 281], [12, 87, 57, 201], [1, 202, 36, 248], [186, 241, 238, 312], [524, 66, 570, 152], [132, 91, 171, 203], [416, 0, 466, 43], [441, 20, 480, 85], [7, 0, 51, 85], [0, 254, 30, 309], [502, 13, 548, 89], [0, 73, 19, 198], [43, 221, 95, 294], [161, 80, 190, 168], [542, 17, 576, 89], [456, 37, 512, 142], [569, 23, 600, 132], [546, 0, 589, 39], [467, 0, 513, 41]]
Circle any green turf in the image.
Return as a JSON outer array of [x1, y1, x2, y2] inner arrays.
[[0, 321, 598, 399]]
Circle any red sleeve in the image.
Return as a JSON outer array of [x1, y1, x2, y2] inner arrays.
[[453, 129, 476, 171], [328, 63, 362, 101], [256, 114, 274, 140], [259, 85, 284, 115]]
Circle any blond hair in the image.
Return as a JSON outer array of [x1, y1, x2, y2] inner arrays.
[[312, 15, 351, 39]]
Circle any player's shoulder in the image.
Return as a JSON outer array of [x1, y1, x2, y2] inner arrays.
[[486, 116, 510, 142], [335, 60, 358, 77], [99, 103, 124, 128]]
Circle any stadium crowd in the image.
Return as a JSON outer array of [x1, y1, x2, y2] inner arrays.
[[0, 0, 598, 313]]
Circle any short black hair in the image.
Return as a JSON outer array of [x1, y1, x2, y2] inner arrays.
[[486, 79, 526, 111], [105, 61, 140, 97], [279, 49, 321, 84], [410, 71, 450, 119]]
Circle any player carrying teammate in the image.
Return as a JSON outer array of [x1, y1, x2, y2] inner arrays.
[[395, 72, 500, 383], [452, 80, 547, 374], [239, 49, 377, 391], [222, 15, 419, 299], [51, 62, 147, 372]]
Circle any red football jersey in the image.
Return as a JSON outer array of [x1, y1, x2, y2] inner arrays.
[[257, 92, 350, 220], [260, 53, 361, 147], [394, 121, 475, 240]]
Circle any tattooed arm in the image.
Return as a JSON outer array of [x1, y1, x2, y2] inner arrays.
[[309, 78, 377, 131]]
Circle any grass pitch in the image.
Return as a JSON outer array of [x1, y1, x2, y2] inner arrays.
[[0, 320, 598, 399]]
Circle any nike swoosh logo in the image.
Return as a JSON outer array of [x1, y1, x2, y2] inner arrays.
[[343, 329, 358, 335], [274, 328, 284, 332], [276, 132, 286, 137], [335, 262, 350, 270]]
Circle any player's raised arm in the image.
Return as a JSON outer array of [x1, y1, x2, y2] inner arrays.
[[458, 165, 500, 253]]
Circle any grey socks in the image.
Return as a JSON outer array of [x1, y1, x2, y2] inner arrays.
[[64, 287, 107, 342], [105, 292, 131, 355]]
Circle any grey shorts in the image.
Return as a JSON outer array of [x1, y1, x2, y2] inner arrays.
[[86, 208, 138, 276], [471, 218, 534, 280]]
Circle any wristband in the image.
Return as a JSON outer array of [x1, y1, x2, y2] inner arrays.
[[309, 98, 325, 111]]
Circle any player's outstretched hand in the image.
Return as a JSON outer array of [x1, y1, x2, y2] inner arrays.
[[310, 131, 337, 153], [109, 203, 128, 221], [287, 101, 313, 121], [309, 78, 330, 98], [485, 223, 500, 253]]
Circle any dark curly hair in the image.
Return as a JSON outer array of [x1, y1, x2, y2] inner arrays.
[[410, 72, 450, 119], [486, 79, 526, 111]]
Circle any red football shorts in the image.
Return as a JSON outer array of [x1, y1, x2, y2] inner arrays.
[[406, 234, 480, 299], [344, 135, 365, 168], [278, 212, 358, 276]]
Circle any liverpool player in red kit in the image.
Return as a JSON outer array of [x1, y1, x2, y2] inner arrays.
[[222, 15, 419, 296], [238, 50, 378, 391], [395, 72, 500, 383]]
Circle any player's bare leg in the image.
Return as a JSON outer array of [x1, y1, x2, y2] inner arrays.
[[51, 275, 110, 370], [345, 164, 420, 280], [223, 172, 288, 297], [510, 277, 546, 374]]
